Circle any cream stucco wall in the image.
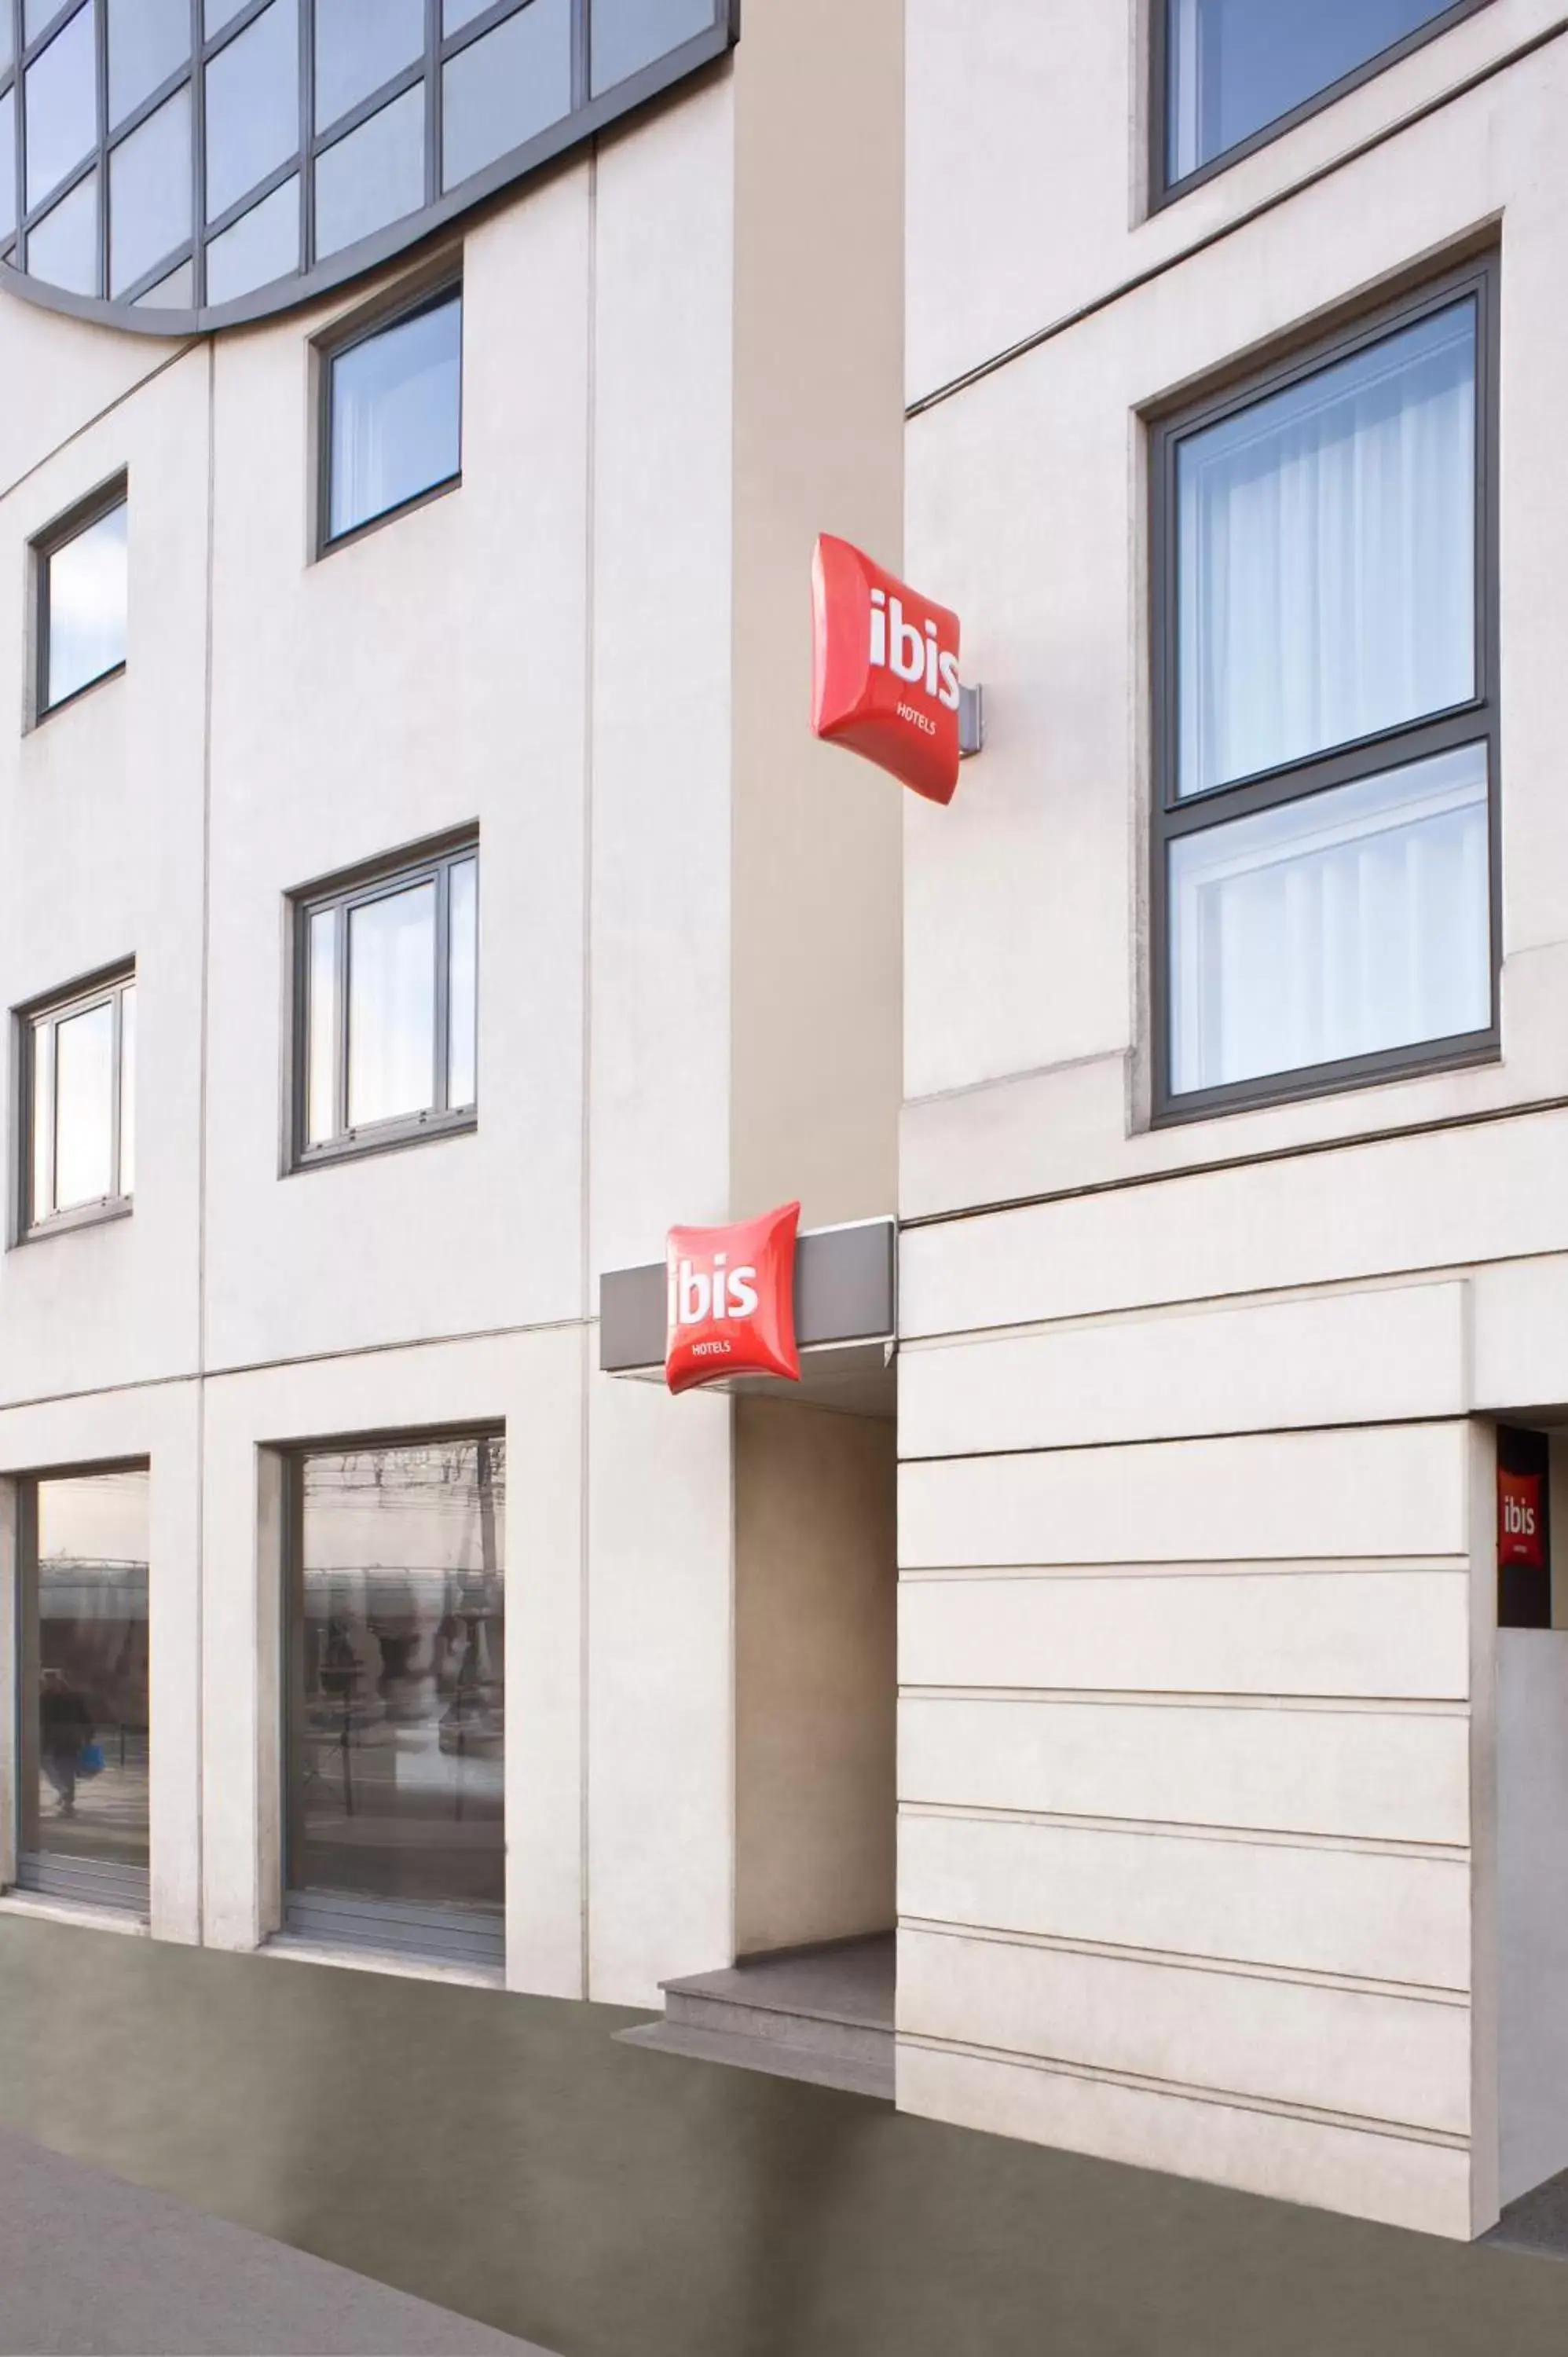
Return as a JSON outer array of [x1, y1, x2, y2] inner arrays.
[[734, 1395, 896, 1958]]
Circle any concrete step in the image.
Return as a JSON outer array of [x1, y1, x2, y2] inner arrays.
[[616, 1934, 896, 2101], [617, 2017, 893, 2101]]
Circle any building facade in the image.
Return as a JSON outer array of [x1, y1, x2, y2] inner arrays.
[[900, 0, 1568, 2245], [4, 0, 1567, 2259]]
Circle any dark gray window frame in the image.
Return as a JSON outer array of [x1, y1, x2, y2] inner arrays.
[[1149, 0, 1496, 207], [1149, 253, 1500, 1126], [316, 269, 461, 556], [31, 470, 127, 723], [0, 0, 738, 332], [16, 957, 136, 1238], [288, 827, 478, 1172], [280, 1422, 507, 1969]]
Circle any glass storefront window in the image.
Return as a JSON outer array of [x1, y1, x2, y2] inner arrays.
[[287, 1436, 505, 1926], [17, 1469, 151, 1903]]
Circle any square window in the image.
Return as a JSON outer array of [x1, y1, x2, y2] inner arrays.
[[321, 283, 461, 546], [1157, 0, 1492, 195], [293, 838, 477, 1164], [22, 967, 137, 1231], [37, 489, 129, 717], [1152, 267, 1497, 1117]]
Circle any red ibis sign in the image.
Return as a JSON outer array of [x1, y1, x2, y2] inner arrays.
[[1500, 1469, 1546, 1572], [665, 1202, 801, 1395], [811, 534, 963, 805]]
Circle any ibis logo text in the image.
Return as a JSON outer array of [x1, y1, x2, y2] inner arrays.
[[870, 588, 962, 712], [1498, 1469, 1546, 1571], [664, 1204, 801, 1395]]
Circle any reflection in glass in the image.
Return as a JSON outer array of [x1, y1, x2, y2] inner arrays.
[[1168, 743, 1490, 1095], [441, 0, 571, 192], [26, 167, 97, 295], [1167, 0, 1459, 182], [347, 882, 435, 1128], [1177, 301, 1475, 799], [449, 856, 477, 1109], [591, 0, 713, 96], [45, 500, 127, 711], [203, 0, 250, 32], [289, 1439, 506, 1914], [204, 0, 299, 222], [0, 91, 16, 244], [315, 86, 425, 261], [20, 1471, 150, 1883], [108, 0, 189, 128], [134, 256, 194, 309], [314, 0, 423, 130], [25, 1, 95, 211], [109, 87, 192, 296], [443, 0, 493, 30], [53, 1000, 115, 1208], [203, 174, 299, 303], [328, 291, 460, 540], [0, 6, 11, 75], [306, 906, 337, 1146]]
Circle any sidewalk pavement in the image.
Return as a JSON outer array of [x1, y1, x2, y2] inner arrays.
[[0, 2127, 552, 2357]]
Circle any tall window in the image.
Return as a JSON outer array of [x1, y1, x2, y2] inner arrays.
[[294, 837, 477, 1165], [36, 483, 128, 717], [15, 1467, 151, 1919], [22, 966, 137, 1230], [1152, 266, 1496, 1116], [321, 281, 461, 547], [1158, 1, 1491, 195], [284, 1435, 505, 1967]]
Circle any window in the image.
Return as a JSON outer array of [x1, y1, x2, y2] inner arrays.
[[14, 1466, 151, 1918], [22, 967, 137, 1230], [5, 1, 734, 323], [321, 282, 462, 546], [1152, 264, 1497, 1118], [35, 486, 128, 717], [284, 1434, 505, 1967], [1156, 0, 1492, 196], [294, 837, 477, 1164]]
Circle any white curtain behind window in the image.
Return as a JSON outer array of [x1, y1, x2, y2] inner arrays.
[[1170, 743, 1489, 1094], [1178, 301, 1475, 797]]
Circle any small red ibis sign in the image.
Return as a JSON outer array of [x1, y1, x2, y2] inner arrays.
[[665, 1202, 802, 1395], [1500, 1469, 1545, 1571], [811, 534, 963, 805]]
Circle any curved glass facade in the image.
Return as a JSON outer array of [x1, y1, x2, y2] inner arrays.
[[0, 0, 732, 329]]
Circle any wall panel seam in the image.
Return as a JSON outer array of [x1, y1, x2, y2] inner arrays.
[[891, 1565, 1471, 1584], [899, 1917, 1468, 2002], [898, 1417, 1469, 1463], [899, 1686, 1469, 1714], [896, 1801, 1470, 1860], [896, 2031, 1471, 2150]]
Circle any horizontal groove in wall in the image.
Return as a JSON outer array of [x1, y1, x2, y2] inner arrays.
[[899, 1915, 1468, 2005], [898, 1557, 1466, 1582], [897, 1416, 1464, 1464], [895, 2030, 1471, 2152], [904, 15, 1562, 420], [896, 1269, 1464, 1347], [897, 1799, 1470, 1863], [899, 1686, 1468, 1716]]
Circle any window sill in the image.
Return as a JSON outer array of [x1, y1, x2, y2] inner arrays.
[[317, 471, 461, 562], [290, 1111, 476, 1175], [0, 1890, 148, 1937], [262, 1933, 503, 1992], [16, 1195, 134, 1244]]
